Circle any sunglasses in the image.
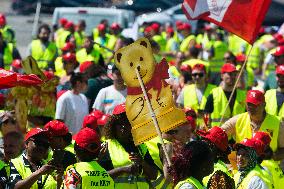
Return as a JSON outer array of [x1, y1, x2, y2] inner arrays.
[[30, 139, 50, 149], [192, 73, 204, 77]]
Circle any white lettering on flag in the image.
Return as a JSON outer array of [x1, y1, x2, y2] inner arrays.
[[183, 0, 209, 19], [207, 0, 233, 22]]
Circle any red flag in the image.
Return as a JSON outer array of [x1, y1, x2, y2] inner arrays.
[[182, 0, 210, 20]]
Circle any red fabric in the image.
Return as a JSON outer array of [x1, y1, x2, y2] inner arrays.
[[166, 27, 174, 34], [61, 42, 75, 52], [221, 63, 236, 74], [127, 58, 169, 99], [246, 90, 264, 105], [64, 21, 74, 29], [11, 59, 22, 69], [97, 114, 110, 126], [44, 120, 69, 136], [276, 65, 284, 75], [196, 127, 228, 152], [75, 128, 100, 152], [0, 14, 6, 27], [151, 23, 160, 33], [83, 114, 98, 129], [59, 18, 68, 26], [236, 138, 264, 156], [43, 71, 55, 80], [110, 23, 121, 30], [236, 54, 246, 62], [253, 131, 271, 146], [62, 53, 76, 63], [25, 127, 48, 141], [97, 24, 106, 31], [112, 103, 126, 115], [192, 63, 206, 74], [79, 61, 93, 73], [273, 46, 284, 56]]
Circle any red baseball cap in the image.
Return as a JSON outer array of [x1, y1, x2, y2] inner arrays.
[[0, 14, 6, 27], [252, 131, 271, 146], [186, 115, 196, 131], [83, 114, 98, 129], [44, 120, 69, 137], [196, 127, 228, 152], [97, 114, 110, 126], [97, 24, 106, 31], [235, 138, 264, 157], [166, 27, 174, 34], [151, 23, 160, 33], [182, 23, 191, 31], [236, 54, 246, 62], [273, 46, 284, 56], [113, 103, 126, 115], [79, 61, 93, 73], [221, 63, 237, 74], [61, 42, 75, 52], [175, 20, 183, 28], [110, 23, 121, 30], [11, 59, 22, 69], [75, 127, 101, 153], [246, 90, 265, 105], [43, 70, 55, 80], [64, 21, 74, 30], [25, 127, 48, 141], [192, 64, 206, 74], [276, 65, 284, 75], [273, 33, 283, 43], [59, 18, 68, 26], [62, 53, 76, 63], [180, 64, 191, 73]]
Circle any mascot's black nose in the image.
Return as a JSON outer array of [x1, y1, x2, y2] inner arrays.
[[137, 66, 141, 71]]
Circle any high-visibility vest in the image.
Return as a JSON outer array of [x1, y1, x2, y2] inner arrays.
[[54, 57, 65, 77], [165, 38, 178, 62], [64, 141, 75, 154], [174, 177, 204, 189], [144, 137, 173, 189], [246, 41, 261, 70], [153, 34, 167, 52], [203, 160, 232, 186], [65, 160, 114, 189], [211, 87, 246, 126], [234, 165, 273, 189], [168, 66, 180, 79], [107, 34, 118, 51], [11, 154, 57, 189], [0, 160, 9, 178], [94, 36, 110, 59], [235, 112, 280, 152], [55, 30, 70, 50], [107, 139, 149, 189], [93, 28, 99, 41], [265, 89, 284, 119], [265, 48, 277, 76], [3, 43, 13, 70], [74, 31, 85, 49], [262, 159, 284, 189], [0, 25, 15, 44], [76, 48, 100, 64], [31, 39, 57, 70], [228, 34, 247, 55], [209, 41, 228, 72], [182, 58, 210, 73], [180, 35, 195, 53], [236, 65, 255, 89]]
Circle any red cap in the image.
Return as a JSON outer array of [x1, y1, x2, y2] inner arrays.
[[236, 54, 246, 62], [64, 21, 74, 30], [11, 59, 22, 69], [113, 103, 126, 115], [57, 90, 67, 100], [110, 23, 121, 30], [43, 70, 54, 80], [79, 61, 93, 73], [182, 23, 191, 31], [246, 90, 265, 105], [25, 127, 48, 141], [186, 115, 196, 131], [204, 25, 212, 31], [273, 46, 284, 56], [273, 33, 283, 42], [236, 138, 264, 156], [276, 65, 284, 75], [62, 53, 76, 63], [192, 63, 206, 74], [151, 23, 160, 33], [83, 114, 98, 129], [75, 127, 101, 153], [44, 120, 69, 136], [253, 131, 271, 146], [166, 27, 174, 34], [144, 26, 153, 34], [175, 20, 183, 28], [61, 42, 75, 52], [59, 18, 68, 26], [97, 114, 110, 126], [221, 63, 237, 74], [180, 64, 191, 72], [97, 24, 106, 31], [0, 14, 6, 27], [196, 127, 228, 152]]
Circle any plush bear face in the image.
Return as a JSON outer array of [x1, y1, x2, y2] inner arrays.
[[114, 38, 155, 87]]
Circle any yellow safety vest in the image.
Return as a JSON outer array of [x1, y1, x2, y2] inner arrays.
[[180, 35, 195, 53], [203, 160, 231, 186], [64, 141, 75, 154], [107, 139, 149, 189], [55, 30, 70, 50], [107, 34, 118, 51], [93, 28, 99, 41], [66, 160, 114, 189], [0, 25, 15, 44], [228, 34, 247, 55], [211, 87, 246, 126], [234, 165, 273, 189], [74, 31, 85, 49], [262, 159, 284, 189], [31, 39, 57, 70], [265, 89, 284, 119], [76, 48, 100, 64], [94, 35, 111, 59], [11, 154, 57, 189], [0, 160, 9, 178], [210, 41, 228, 72], [235, 112, 280, 152], [153, 35, 167, 52], [182, 58, 210, 73], [144, 137, 172, 189], [54, 57, 66, 77], [246, 41, 261, 70], [169, 66, 180, 79], [265, 48, 277, 77], [174, 177, 204, 189], [3, 43, 13, 70]]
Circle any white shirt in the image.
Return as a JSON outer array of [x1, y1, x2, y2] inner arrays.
[[55, 90, 89, 134], [92, 85, 127, 114], [246, 176, 269, 189]]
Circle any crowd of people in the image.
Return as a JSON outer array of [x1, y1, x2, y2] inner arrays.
[[0, 11, 283, 189]]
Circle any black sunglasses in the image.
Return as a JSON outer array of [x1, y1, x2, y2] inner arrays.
[[192, 73, 204, 77], [30, 139, 50, 149]]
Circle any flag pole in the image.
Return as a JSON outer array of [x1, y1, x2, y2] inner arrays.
[[219, 44, 255, 126], [135, 67, 172, 166]]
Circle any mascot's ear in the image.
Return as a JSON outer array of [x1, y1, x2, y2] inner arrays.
[[140, 40, 148, 48], [116, 52, 122, 63]]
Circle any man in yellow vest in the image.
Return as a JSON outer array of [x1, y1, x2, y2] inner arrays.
[[0, 14, 16, 44], [177, 64, 216, 127], [265, 65, 284, 119], [28, 24, 58, 70], [221, 90, 284, 160], [54, 18, 68, 42], [0, 32, 21, 70], [74, 19, 86, 49], [204, 63, 246, 126], [64, 127, 114, 188], [162, 27, 179, 61], [94, 24, 110, 60], [55, 21, 75, 50], [8, 128, 60, 188], [179, 23, 196, 54], [151, 23, 166, 52]]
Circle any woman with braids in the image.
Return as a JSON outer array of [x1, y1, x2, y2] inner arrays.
[[196, 127, 232, 186], [207, 170, 235, 189], [170, 140, 214, 189], [234, 138, 272, 189], [98, 103, 158, 189]]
